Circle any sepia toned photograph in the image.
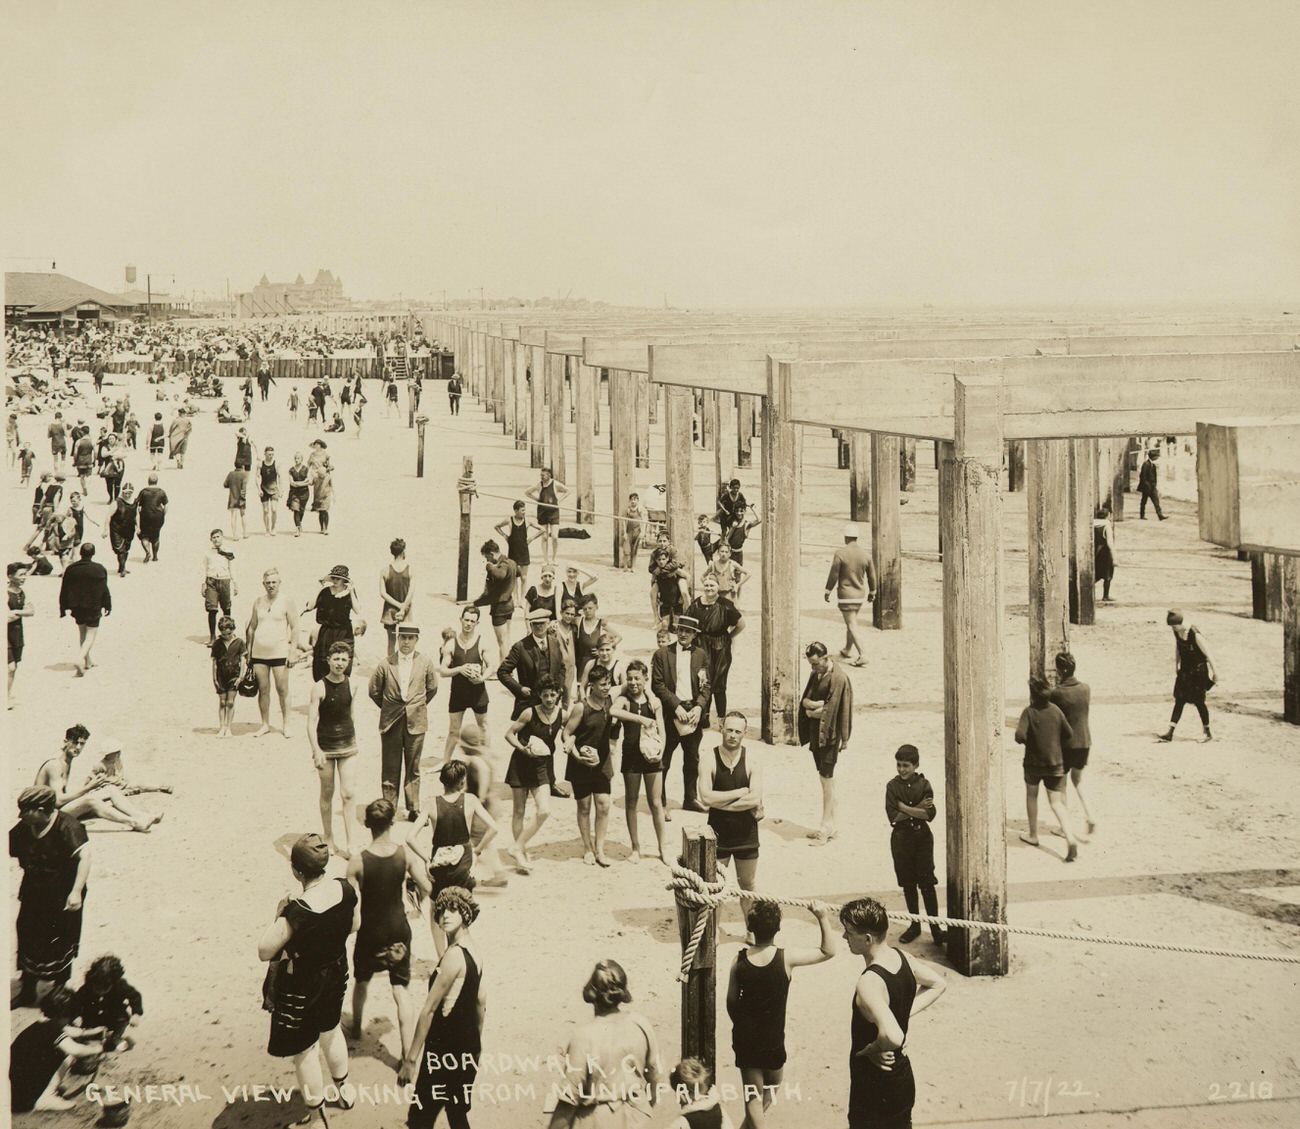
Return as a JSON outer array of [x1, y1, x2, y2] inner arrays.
[[3, 3, 1298, 1127]]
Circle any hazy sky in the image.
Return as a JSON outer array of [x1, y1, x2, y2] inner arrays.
[[2, 1, 1297, 307]]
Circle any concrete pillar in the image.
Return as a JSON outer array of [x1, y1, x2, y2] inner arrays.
[[1283, 556, 1299, 724], [871, 434, 902, 630], [736, 394, 754, 468], [714, 392, 736, 498], [1007, 440, 1026, 492], [899, 437, 917, 492], [763, 363, 800, 746], [528, 345, 546, 469], [547, 352, 566, 485], [940, 375, 1009, 976], [849, 432, 871, 522], [513, 342, 528, 451], [574, 360, 594, 523], [1068, 438, 1097, 626], [664, 385, 696, 588], [1027, 439, 1071, 681], [636, 371, 651, 469]]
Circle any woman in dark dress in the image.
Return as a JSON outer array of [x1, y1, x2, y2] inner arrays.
[[523, 563, 560, 622], [503, 676, 564, 872], [1158, 609, 1217, 742], [286, 452, 311, 537], [310, 565, 362, 682], [685, 573, 745, 720], [104, 483, 137, 577], [346, 799, 430, 1056], [258, 447, 280, 536], [259, 833, 358, 1124], [563, 665, 615, 867], [398, 887, 485, 1129], [1093, 504, 1115, 602], [841, 898, 946, 1129], [611, 659, 667, 864], [9, 787, 90, 1003]]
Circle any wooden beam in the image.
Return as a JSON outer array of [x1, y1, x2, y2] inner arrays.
[[611, 371, 635, 567], [1068, 438, 1098, 626], [714, 392, 737, 498], [736, 393, 754, 467], [635, 371, 651, 469], [849, 431, 871, 520], [574, 360, 595, 523], [763, 361, 802, 744], [1027, 440, 1071, 681], [941, 375, 1009, 976], [547, 351, 566, 485], [1284, 556, 1300, 725], [871, 435, 902, 630], [664, 385, 696, 587]]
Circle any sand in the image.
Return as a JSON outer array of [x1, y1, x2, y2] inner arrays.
[[6, 369, 1299, 1129]]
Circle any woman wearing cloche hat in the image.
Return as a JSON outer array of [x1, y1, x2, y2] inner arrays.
[[308, 564, 364, 683]]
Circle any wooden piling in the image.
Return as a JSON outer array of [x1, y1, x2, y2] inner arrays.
[[547, 352, 567, 484], [636, 371, 651, 469], [714, 392, 736, 498], [529, 346, 545, 468], [700, 391, 716, 450], [849, 431, 871, 521], [1283, 556, 1299, 724], [665, 385, 696, 587], [1007, 440, 1026, 493], [677, 827, 717, 1075], [736, 394, 754, 468], [941, 376, 1010, 976], [871, 434, 902, 630], [899, 438, 917, 492], [1068, 438, 1097, 626], [513, 343, 529, 452], [763, 361, 802, 745], [1027, 439, 1071, 680], [575, 361, 595, 523], [456, 456, 474, 602], [611, 371, 635, 567]]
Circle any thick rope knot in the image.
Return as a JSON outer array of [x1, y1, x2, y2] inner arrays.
[[669, 866, 736, 983]]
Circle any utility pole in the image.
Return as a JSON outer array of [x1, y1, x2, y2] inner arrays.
[[147, 274, 152, 326], [479, 286, 485, 310]]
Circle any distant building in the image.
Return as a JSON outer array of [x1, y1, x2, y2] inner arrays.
[[236, 270, 349, 316], [4, 272, 191, 326]]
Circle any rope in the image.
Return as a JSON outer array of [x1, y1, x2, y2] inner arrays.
[[666, 866, 1300, 982], [457, 483, 665, 528]]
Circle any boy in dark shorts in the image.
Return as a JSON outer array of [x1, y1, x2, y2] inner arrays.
[[1049, 651, 1095, 837], [886, 745, 945, 945], [1015, 677, 1079, 862], [471, 539, 519, 656]]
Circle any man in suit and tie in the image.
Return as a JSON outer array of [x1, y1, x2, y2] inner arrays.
[[1138, 447, 1166, 520], [368, 623, 439, 817], [651, 615, 712, 814], [498, 607, 571, 796]]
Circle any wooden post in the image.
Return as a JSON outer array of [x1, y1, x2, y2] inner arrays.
[[1007, 440, 1026, 492], [1068, 438, 1097, 626], [700, 390, 716, 450], [456, 456, 474, 602], [677, 827, 717, 1075], [899, 437, 917, 491], [415, 415, 429, 477], [714, 392, 736, 499], [513, 342, 528, 452], [611, 371, 635, 567], [941, 376, 1009, 976], [871, 434, 902, 630], [664, 385, 696, 586], [1283, 556, 1300, 724], [1027, 439, 1071, 681], [648, 380, 659, 425], [736, 393, 754, 468], [636, 371, 651, 469], [529, 345, 545, 468], [763, 362, 801, 745], [1253, 552, 1284, 622], [503, 339, 516, 438], [849, 431, 871, 521], [593, 368, 602, 435], [575, 360, 595, 523], [547, 353, 567, 484]]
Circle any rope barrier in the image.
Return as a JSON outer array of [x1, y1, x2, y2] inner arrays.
[[666, 866, 1300, 982]]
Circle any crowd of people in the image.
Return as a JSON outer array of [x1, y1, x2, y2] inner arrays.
[[8, 319, 1222, 1129]]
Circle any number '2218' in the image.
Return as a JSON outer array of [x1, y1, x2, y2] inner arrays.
[[1208, 1081, 1272, 1102]]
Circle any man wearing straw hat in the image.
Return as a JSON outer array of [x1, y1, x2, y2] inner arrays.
[[368, 623, 439, 818], [651, 614, 712, 815]]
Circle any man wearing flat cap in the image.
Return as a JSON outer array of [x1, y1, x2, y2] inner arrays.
[[10, 786, 91, 1004], [651, 615, 712, 813], [498, 607, 570, 796], [824, 523, 876, 667], [368, 623, 439, 817]]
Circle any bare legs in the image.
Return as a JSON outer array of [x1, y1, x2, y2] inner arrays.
[[316, 757, 358, 858], [62, 787, 160, 832], [291, 1027, 349, 1112], [1069, 767, 1095, 836], [622, 773, 667, 862], [217, 689, 236, 736], [838, 606, 868, 663], [261, 500, 278, 536], [739, 1066, 783, 1129], [255, 663, 293, 737], [228, 508, 246, 540], [1020, 782, 1078, 861], [575, 794, 611, 865], [443, 711, 488, 763], [509, 785, 550, 869], [74, 624, 98, 676], [349, 978, 414, 1052]]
